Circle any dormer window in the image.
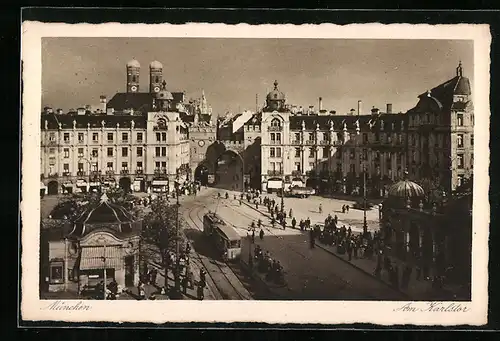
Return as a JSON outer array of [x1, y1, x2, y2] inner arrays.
[[271, 118, 281, 127]]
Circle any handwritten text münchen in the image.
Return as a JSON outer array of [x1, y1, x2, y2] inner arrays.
[[43, 300, 92, 311]]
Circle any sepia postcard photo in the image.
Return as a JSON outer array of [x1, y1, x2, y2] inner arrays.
[[21, 22, 491, 325]]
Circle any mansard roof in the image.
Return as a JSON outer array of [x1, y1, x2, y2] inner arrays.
[[288, 113, 407, 132], [41, 113, 147, 130]]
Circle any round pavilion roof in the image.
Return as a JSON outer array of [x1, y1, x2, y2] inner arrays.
[[388, 179, 425, 198], [74, 193, 134, 225]]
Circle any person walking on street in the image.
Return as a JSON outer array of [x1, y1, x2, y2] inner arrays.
[[346, 205, 350, 213], [334, 214, 338, 224], [289, 208, 293, 219], [291, 217, 296, 229], [319, 203, 322, 214], [309, 228, 315, 249], [259, 228, 264, 240], [251, 229, 255, 244], [197, 283, 204, 300], [342, 205, 345, 213]]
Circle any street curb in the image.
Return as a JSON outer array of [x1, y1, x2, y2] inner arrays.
[[241, 200, 410, 299], [314, 243, 410, 299]]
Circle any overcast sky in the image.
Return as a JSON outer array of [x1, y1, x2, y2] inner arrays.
[[42, 38, 473, 115]]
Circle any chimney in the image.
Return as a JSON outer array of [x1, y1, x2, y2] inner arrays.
[[357, 100, 362, 116], [319, 97, 323, 111], [100, 95, 107, 112], [386, 103, 393, 114], [77, 107, 86, 116]]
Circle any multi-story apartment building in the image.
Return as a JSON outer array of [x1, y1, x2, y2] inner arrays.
[[257, 63, 473, 197], [406, 61, 473, 193], [41, 59, 191, 195], [259, 81, 407, 196]]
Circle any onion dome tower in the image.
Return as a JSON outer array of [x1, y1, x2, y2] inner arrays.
[[265, 80, 286, 111], [126, 59, 141, 93], [155, 80, 173, 111], [149, 60, 163, 93]]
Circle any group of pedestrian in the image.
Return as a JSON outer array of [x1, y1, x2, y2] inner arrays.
[[252, 245, 285, 285]]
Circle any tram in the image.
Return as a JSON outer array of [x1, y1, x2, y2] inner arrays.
[[203, 212, 242, 261]]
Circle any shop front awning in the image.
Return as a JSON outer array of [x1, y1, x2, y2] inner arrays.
[[152, 180, 169, 186], [63, 182, 73, 187], [79, 246, 122, 270], [267, 180, 283, 189]]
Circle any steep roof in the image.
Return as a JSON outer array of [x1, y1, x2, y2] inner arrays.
[[416, 75, 472, 113], [288, 113, 407, 132], [41, 113, 147, 130], [106, 91, 185, 112]]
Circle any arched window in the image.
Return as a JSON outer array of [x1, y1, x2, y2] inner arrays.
[[271, 118, 281, 127], [157, 118, 167, 129]]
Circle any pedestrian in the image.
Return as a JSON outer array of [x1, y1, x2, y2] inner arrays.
[[342, 205, 345, 213], [319, 203, 322, 214], [289, 208, 293, 218], [251, 229, 255, 243], [346, 205, 350, 213], [259, 229, 264, 240], [334, 214, 338, 224], [282, 219, 286, 230], [150, 268, 158, 286], [197, 283, 205, 300], [182, 276, 188, 294], [256, 202, 259, 209], [291, 217, 296, 229]]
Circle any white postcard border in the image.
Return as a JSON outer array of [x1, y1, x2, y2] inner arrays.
[[21, 22, 491, 325]]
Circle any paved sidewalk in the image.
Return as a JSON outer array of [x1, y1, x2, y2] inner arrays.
[[240, 198, 466, 300]]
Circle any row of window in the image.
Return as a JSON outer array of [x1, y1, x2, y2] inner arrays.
[[49, 146, 172, 158], [272, 132, 404, 144], [52, 161, 169, 172], [408, 133, 474, 148], [281, 162, 406, 174], [269, 147, 404, 162], [48, 131, 173, 144]]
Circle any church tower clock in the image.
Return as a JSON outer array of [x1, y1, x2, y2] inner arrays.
[[149, 60, 163, 93], [126, 59, 140, 93]]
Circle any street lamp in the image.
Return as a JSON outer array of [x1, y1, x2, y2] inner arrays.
[[362, 163, 368, 237], [100, 244, 107, 300], [173, 176, 181, 297]]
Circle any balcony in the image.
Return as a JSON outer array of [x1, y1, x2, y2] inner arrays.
[[77, 171, 85, 176], [270, 140, 282, 145], [136, 169, 143, 175], [105, 170, 115, 176], [305, 140, 315, 145], [48, 173, 59, 178], [268, 126, 283, 132], [62, 171, 71, 177], [267, 170, 283, 176], [155, 169, 167, 175], [291, 140, 301, 145], [91, 170, 101, 176], [120, 169, 130, 175], [319, 140, 330, 145]]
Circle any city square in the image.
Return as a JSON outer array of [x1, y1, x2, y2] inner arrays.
[[38, 37, 473, 301]]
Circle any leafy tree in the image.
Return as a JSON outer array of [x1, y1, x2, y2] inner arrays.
[[141, 197, 184, 277]]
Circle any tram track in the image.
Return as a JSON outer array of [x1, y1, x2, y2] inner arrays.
[[182, 202, 252, 300], [221, 201, 404, 300]]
